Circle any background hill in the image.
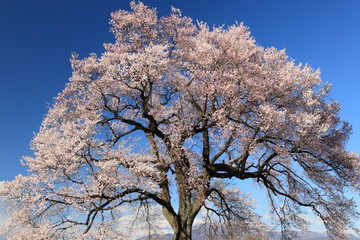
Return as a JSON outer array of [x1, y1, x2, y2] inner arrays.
[[137, 227, 360, 240]]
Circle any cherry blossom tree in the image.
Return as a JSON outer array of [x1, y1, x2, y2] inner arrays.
[[1, 2, 360, 240]]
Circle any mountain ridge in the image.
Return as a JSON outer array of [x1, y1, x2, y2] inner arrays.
[[136, 228, 360, 240]]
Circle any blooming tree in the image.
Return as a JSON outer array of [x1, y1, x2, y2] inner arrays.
[[1, 2, 360, 240]]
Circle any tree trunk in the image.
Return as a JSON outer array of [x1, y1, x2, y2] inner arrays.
[[172, 220, 193, 240]]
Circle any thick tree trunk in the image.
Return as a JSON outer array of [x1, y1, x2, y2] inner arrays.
[[172, 219, 193, 240], [162, 205, 197, 240], [162, 206, 194, 240], [164, 146, 207, 240]]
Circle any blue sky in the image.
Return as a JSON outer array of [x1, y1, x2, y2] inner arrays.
[[0, 0, 359, 231]]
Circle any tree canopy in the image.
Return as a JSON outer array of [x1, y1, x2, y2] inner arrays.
[[1, 2, 359, 240]]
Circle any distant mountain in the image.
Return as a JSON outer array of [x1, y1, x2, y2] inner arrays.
[[137, 227, 360, 240], [267, 231, 328, 240], [271, 231, 360, 240], [137, 233, 173, 240]]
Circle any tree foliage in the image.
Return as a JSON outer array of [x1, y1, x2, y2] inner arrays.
[[1, 2, 359, 239]]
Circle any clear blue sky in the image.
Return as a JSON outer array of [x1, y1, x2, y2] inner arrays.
[[0, 0, 359, 186]]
